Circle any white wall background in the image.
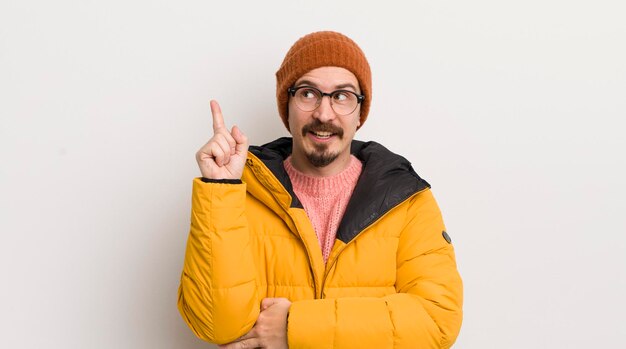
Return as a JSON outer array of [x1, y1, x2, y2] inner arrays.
[[1, 1, 625, 348]]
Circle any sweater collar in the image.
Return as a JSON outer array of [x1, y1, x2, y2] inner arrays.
[[283, 155, 363, 197], [248, 137, 430, 243]]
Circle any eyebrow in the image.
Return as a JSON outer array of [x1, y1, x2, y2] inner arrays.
[[294, 80, 359, 92]]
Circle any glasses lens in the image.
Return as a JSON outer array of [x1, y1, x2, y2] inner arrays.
[[294, 88, 321, 112], [330, 91, 358, 115]]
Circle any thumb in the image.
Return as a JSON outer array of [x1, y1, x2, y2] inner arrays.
[[231, 125, 249, 154], [261, 297, 278, 311]]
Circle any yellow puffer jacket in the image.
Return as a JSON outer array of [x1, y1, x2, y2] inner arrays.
[[178, 138, 463, 348]]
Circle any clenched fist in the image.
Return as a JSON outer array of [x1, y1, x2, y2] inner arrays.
[[196, 100, 249, 180]]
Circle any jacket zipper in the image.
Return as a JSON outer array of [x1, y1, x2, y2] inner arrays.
[[248, 156, 320, 297]]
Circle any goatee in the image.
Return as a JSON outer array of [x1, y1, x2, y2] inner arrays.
[[301, 120, 344, 168], [306, 145, 339, 167]]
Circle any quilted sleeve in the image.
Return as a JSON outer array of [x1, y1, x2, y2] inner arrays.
[[177, 178, 260, 344], [287, 189, 463, 348]]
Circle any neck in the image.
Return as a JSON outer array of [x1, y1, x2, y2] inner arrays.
[[289, 149, 352, 177]]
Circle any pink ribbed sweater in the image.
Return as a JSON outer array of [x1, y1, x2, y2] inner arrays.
[[284, 155, 363, 262]]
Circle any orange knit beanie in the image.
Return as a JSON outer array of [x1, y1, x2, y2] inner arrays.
[[276, 31, 372, 130]]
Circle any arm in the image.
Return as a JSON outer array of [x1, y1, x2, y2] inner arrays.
[[287, 189, 463, 349], [177, 179, 260, 344], [177, 100, 259, 344], [218, 298, 291, 349]]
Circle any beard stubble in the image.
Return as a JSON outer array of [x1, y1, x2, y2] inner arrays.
[[301, 120, 344, 168]]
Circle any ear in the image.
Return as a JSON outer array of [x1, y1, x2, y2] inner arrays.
[[283, 111, 292, 134]]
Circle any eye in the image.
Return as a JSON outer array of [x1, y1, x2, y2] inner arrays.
[[332, 91, 352, 103], [298, 88, 319, 100]]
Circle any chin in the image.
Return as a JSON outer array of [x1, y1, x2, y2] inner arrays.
[[306, 150, 340, 168]]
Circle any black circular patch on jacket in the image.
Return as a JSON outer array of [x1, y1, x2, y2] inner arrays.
[[442, 231, 452, 244]]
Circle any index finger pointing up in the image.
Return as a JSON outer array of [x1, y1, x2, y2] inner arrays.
[[210, 100, 226, 132]]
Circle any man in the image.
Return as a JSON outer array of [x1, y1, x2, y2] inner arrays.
[[178, 31, 463, 349]]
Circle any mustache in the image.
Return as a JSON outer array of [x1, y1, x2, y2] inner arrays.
[[301, 120, 344, 138]]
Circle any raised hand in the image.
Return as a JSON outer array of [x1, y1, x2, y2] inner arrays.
[[196, 100, 249, 180]]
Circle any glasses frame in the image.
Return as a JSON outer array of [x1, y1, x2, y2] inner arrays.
[[287, 86, 365, 116]]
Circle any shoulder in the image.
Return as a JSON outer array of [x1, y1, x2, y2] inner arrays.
[[351, 139, 431, 193]]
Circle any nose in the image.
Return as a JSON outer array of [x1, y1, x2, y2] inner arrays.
[[312, 95, 336, 123]]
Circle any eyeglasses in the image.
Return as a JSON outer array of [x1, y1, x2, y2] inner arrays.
[[287, 86, 365, 116]]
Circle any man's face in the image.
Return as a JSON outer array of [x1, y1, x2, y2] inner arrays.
[[288, 66, 361, 170]]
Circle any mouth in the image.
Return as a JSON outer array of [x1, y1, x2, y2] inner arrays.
[[309, 131, 334, 139], [302, 121, 343, 141]]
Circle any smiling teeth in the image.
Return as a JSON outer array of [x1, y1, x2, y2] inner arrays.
[[313, 132, 332, 138]]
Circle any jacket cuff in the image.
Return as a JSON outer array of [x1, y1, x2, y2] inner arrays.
[[200, 177, 242, 184], [192, 178, 246, 224]]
